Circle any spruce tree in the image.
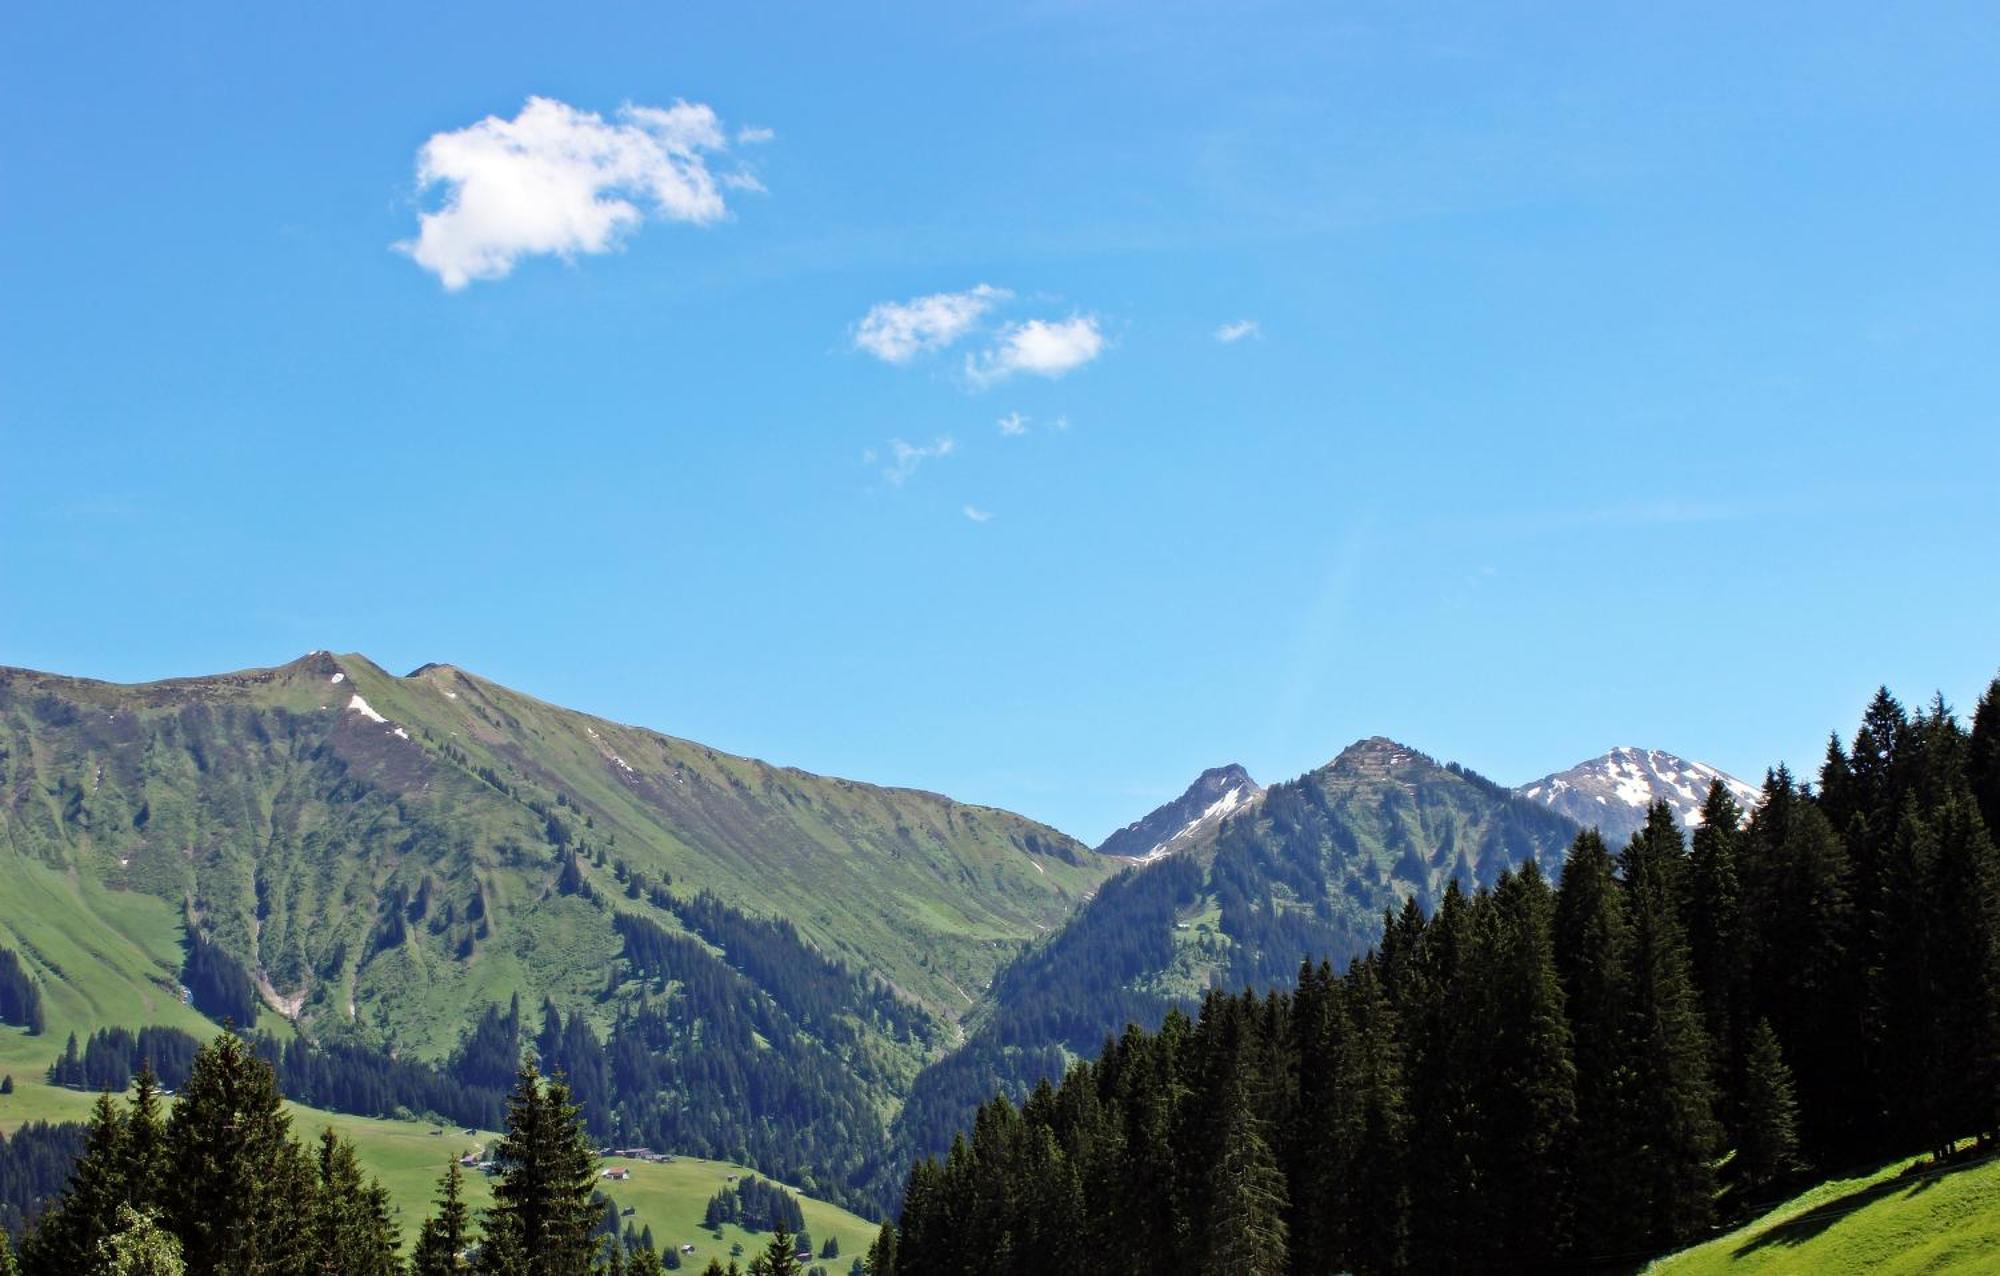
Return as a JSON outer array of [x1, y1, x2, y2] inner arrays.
[[1735, 1019, 1803, 1198], [162, 1032, 308, 1276], [1553, 830, 1635, 1260], [121, 1066, 169, 1215], [1922, 789, 2000, 1151], [308, 1127, 399, 1276], [1193, 1052, 1287, 1276], [412, 1161, 473, 1275], [1480, 863, 1577, 1267], [482, 1062, 600, 1276], [749, 1222, 801, 1276], [1334, 957, 1407, 1276], [1971, 675, 2000, 835], [19, 1092, 130, 1275], [1688, 782, 1753, 1132], [863, 1221, 896, 1276], [1618, 807, 1721, 1248]]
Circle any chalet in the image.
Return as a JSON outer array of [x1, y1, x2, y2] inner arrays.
[[602, 1167, 631, 1181]]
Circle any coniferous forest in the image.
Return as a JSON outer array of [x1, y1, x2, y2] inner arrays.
[[873, 681, 2000, 1275]]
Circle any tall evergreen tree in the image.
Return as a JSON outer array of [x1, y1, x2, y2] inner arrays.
[[482, 1062, 601, 1276], [1617, 805, 1721, 1249], [18, 1093, 131, 1276], [1971, 675, 2000, 836], [307, 1128, 399, 1276], [1334, 957, 1407, 1276], [1192, 1051, 1287, 1276], [1552, 829, 1635, 1260], [1478, 863, 1577, 1268], [1734, 1020, 1803, 1198], [412, 1161, 473, 1276], [1688, 781, 1753, 1133], [748, 1222, 802, 1276], [161, 1032, 309, 1276]]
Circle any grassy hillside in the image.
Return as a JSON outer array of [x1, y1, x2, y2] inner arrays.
[[0, 652, 1110, 1047], [0, 1066, 876, 1263], [1644, 1151, 2000, 1274]]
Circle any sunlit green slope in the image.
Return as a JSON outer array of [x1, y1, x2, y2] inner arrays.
[[1644, 1152, 2000, 1275]]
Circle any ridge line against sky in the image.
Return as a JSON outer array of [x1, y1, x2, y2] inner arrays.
[[2, 2, 1995, 842]]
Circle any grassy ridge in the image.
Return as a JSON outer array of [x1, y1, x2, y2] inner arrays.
[[1644, 1152, 2000, 1274]]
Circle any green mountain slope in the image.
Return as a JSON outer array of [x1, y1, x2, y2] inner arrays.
[[0, 651, 1118, 1210], [0, 651, 1105, 1051], [1644, 1152, 2000, 1275], [884, 736, 1580, 1182]]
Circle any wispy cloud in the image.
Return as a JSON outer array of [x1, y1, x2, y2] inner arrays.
[[863, 436, 957, 486], [397, 96, 757, 290], [997, 411, 1030, 437], [735, 125, 776, 144], [1215, 319, 1260, 343], [967, 316, 1106, 386], [963, 505, 995, 523], [853, 285, 1010, 364]]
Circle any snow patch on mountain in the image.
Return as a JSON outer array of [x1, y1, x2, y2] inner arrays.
[[1098, 764, 1264, 863], [1517, 746, 1760, 844]]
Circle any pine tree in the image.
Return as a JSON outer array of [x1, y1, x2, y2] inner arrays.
[[1480, 863, 1577, 1267], [412, 1161, 473, 1275], [1194, 1054, 1287, 1276], [1923, 789, 2000, 1151], [1618, 806, 1721, 1248], [161, 1032, 309, 1276], [121, 1066, 169, 1214], [863, 1221, 896, 1276], [1688, 782, 1753, 1133], [308, 1127, 400, 1276], [1553, 830, 1635, 1259], [749, 1222, 802, 1276], [22, 1091, 139, 1276], [1334, 957, 1407, 1276], [1735, 1020, 1803, 1197], [1972, 676, 2000, 835], [482, 1062, 600, 1276]]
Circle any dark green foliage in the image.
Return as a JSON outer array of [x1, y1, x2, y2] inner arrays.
[[1735, 1019, 1803, 1197], [703, 1178, 804, 1235], [748, 1221, 802, 1276], [480, 1063, 600, 1276], [46, 1027, 202, 1092], [307, 1128, 399, 1276], [0, 1122, 87, 1245], [0, 951, 43, 1035], [1972, 675, 2000, 835], [179, 934, 258, 1029], [162, 1032, 315, 1276], [412, 1161, 472, 1275]]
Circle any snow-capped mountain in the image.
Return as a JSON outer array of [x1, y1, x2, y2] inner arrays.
[[1096, 764, 1263, 863], [1516, 747, 1761, 846]]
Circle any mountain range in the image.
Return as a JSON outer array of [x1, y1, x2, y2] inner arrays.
[[0, 651, 1758, 1211]]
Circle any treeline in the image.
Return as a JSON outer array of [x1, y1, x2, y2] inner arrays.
[[0, 950, 43, 1035], [703, 1176, 805, 1234], [874, 680, 2000, 1275], [0, 1124, 85, 1245], [47, 1027, 202, 1092], [181, 932, 258, 1027], [0, 1027, 839, 1276]]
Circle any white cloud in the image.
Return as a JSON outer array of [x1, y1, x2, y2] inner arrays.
[[397, 96, 754, 290], [967, 316, 1106, 386], [1215, 319, 1260, 343], [963, 505, 995, 523], [854, 285, 1010, 364], [735, 125, 776, 144], [997, 411, 1029, 437], [875, 436, 956, 485]]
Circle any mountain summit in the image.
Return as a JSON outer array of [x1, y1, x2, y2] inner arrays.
[[1516, 746, 1760, 845], [1095, 763, 1262, 862]]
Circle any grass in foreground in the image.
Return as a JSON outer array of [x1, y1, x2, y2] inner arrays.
[[1644, 1148, 2000, 1274]]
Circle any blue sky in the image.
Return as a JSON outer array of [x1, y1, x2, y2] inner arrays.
[[4, 2, 1997, 842]]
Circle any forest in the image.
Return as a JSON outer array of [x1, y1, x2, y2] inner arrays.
[[873, 680, 2000, 1274]]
